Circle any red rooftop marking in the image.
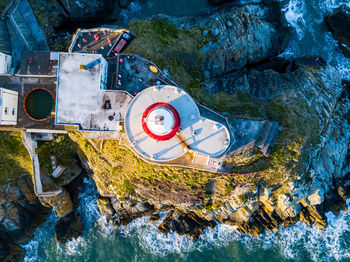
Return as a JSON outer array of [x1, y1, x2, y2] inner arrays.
[[142, 102, 181, 141]]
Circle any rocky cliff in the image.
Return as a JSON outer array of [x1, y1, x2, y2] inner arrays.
[[64, 1, 349, 238]]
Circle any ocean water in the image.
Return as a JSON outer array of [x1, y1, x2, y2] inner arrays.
[[23, 0, 350, 261]]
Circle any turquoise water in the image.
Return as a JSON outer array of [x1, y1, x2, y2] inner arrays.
[[23, 0, 350, 261]]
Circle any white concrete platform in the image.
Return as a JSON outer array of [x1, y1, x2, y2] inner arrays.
[[124, 85, 230, 162], [56, 53, 132, 130]]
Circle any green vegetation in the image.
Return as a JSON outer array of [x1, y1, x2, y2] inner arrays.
[[36, 135, 81, 185], [0, 132, 32, 187], [125, 18, 320, 191], [126, 20, 209, 90], [28, 0, 49, 30], [0, 0, 9, 13], [239, 194, 248, 203], [69, 132, 239, 205]]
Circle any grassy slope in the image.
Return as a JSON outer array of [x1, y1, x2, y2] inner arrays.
[[69, 132, 237, 206], [0, 132, 32, 187]]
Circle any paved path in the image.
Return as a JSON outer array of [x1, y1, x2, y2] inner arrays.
[[22, 131, 62, 197]]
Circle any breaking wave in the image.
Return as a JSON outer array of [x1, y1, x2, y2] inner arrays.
[[281, 0, 350, 80]]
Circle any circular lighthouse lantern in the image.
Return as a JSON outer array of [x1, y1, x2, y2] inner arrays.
[[142, 102, 180, 141]]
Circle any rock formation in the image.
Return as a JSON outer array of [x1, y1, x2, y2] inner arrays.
[[0, 175, 51, 261], [326, 6, 350, 57]]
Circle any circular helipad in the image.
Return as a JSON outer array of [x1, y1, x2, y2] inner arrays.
[[124, 85, 230, 162]]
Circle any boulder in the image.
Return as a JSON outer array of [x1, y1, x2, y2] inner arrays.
[[39, 189, 73, 218], [55, 212, 82, 244], [0, 229, 25, 262], [113, 200, 155, 227], [326, 6, 350, 57], [200, 2, 289, 78], [0, 176, 51, 244], [97, 197, 115, 219], [158, 210, 216, 238], [148, 213, 160, 222]]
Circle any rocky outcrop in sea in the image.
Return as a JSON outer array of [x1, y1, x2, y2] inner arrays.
[[0, 176, 50, 261]]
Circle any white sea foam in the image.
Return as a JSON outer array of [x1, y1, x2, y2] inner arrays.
[[282, 0, 306, 40], [22, 212, 59, 262], [119, 0, 142, 24], [112, 199, 350, 261], [281, 0, 350, 80]]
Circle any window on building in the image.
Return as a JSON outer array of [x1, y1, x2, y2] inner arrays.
[[4, 107, 7, 114], [12, 108, 15, 115]]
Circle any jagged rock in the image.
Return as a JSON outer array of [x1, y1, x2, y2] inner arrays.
[[0, 229, 25, 262], [199, 2, 289, 78], [148, 213, 160, 222], [53, 174, 84, 243], [97, 197, 115, 220], [326, 6, 350, 57], [98, 198, 155, 227], [338, 186, 347, 201], [158, 210, 216, 238], [323, 188, 347, 216], [39, 188, 73, 218], [55, 212, 82, 244], [0, 176, 51, 244], [299, 206, 327, 229], [119, 0, 133, 8], [27, 0, 121, 48], [307, 189, 323, 206], [231, 206, 253, 222]]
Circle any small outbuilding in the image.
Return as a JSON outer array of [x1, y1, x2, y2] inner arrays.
[[0, 87, 18, 125]]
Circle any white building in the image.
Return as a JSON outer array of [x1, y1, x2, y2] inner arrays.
[[125, 85, 230, 162], [0, 88, 18, 125]]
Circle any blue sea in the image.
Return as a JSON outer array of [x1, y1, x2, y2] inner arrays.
[[23, 0, 350, 261]]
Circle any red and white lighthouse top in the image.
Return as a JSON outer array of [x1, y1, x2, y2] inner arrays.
[[142, 102, 181, 141]]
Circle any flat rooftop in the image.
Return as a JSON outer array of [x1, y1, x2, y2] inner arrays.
[[106, 54, 174, 93], [56, 52, 132, 131], [0, 75, 61, 131], [69, 28, 126, 57], [125, 85, 230, 161], [20, 51, 58, 76]]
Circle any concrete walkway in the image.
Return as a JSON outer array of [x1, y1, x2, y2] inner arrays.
[[22, 131, 62, 197]]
